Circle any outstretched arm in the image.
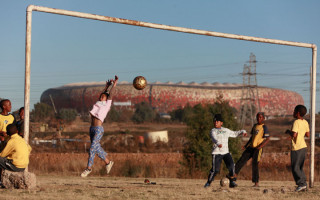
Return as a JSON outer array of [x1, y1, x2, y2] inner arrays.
[[102, 79, 113, 93], [108, 75, 119, 100], [228, 129, 247, 138]]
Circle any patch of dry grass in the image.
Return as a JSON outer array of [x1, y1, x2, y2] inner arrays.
[[28, 153, 182, 178], [28, 152, 320, 182], [0, 176, 319, 200]]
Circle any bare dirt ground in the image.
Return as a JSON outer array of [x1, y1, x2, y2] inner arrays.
[[1, 175, 319, 200]]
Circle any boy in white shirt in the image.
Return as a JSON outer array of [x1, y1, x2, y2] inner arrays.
[[204, 114, 247, 188]]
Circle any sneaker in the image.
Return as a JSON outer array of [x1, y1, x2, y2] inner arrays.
[[81, 168, 92, 177], [229, 181, 238, 188], [204, 182, 211, 188], [106, 161, 114, 174], [295, 185, 307, 192], [226, 175, 237, 182]]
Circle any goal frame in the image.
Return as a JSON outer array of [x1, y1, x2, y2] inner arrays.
[[24, 5, 317, 186]]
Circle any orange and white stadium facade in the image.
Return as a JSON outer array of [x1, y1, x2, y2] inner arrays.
[[40, 81, 303, 116]]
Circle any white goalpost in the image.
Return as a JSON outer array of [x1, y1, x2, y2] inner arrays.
[[24, 5, 317, 186]]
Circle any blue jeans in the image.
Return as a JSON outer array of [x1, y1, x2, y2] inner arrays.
[[87, 126, 107, 167]]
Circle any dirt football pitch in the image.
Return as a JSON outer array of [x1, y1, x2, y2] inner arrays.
[[1, 175, 320, 200]]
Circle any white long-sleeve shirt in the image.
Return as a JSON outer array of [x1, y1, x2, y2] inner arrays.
[[210, 127, 245, 155]]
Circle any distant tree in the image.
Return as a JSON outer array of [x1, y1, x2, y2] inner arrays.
[[58, 108, 78, 123], [132, 102, 156, 123], [118, 109, 135, 122], [106, 107, 121, 122], [182, 95, 241, 177], [31, 102, 54, 122], [169, 104, 193, 123]]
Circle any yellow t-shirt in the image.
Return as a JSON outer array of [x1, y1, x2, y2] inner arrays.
[[291, 119, 309, 151], [0, 133, 32, 168], [0, 114, 15, 132], [250, 123, 269, 148]]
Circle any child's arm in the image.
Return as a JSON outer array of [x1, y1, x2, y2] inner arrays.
[[228, 129, 247, 138], [285, 130, 310, 138], [102, 79, 113, 93], [0, 131, 7, 141], [257, 125, 270, 149], [210, 129, 221, 148], [285, 129, 297, 138], [257, 137, 270, 150], [108, 75, 119, 100], [0, 140, 13, 157], [305, 131, 310, 137]]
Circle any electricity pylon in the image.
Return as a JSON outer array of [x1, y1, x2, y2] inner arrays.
[[239, 53, 261, 127]]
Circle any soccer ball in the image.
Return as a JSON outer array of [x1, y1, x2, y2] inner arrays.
[[133, 76, 147, 90], [220, 177, 229, 187]]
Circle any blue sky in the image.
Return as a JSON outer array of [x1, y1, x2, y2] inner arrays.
[[1, 0, 320, 112]]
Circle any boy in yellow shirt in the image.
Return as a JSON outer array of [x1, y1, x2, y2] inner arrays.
[[285, 105, 309, 192], [234, 112, 270, 187], [0, 124, 32, 178], [0, 99, 15, 151]]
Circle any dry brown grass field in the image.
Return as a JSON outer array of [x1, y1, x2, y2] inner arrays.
[[18, 116, 320, 199], [28, 152, 320, 181], [1, 175, 320, 200]]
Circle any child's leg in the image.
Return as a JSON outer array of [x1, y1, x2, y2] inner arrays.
[[223, 153, 235, 177], [235, 147, 253, 175], [206, 154, 223, 184], [223, 153, 238, 188], [252, 148, 262, 183], [87, 126, 107, 168], [291, 148, 307, 186]]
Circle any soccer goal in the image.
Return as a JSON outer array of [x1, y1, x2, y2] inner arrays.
[[24, 5, 317, 186]]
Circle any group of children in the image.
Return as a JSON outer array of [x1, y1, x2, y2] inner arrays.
[[80, 75, 310, 193], [0, 99, 31, 184], [0, 74, 119, 183], [78, 75, 310, 193], [0, 74, 311, 192], [204, 105, 310, 192]]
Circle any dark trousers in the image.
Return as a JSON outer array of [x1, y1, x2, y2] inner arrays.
[[0, 157, 25, 182], [207, 153, 235, 184], [291, 148, 307, 187], [0, 157, 25, 172], [235, 147, 262, 183]]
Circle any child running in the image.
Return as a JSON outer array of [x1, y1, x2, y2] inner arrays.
[[204, 114, 247, 188], [81, 75, 118, 177], [234, 112, 270, 187], [285, 105, 309, 192]]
